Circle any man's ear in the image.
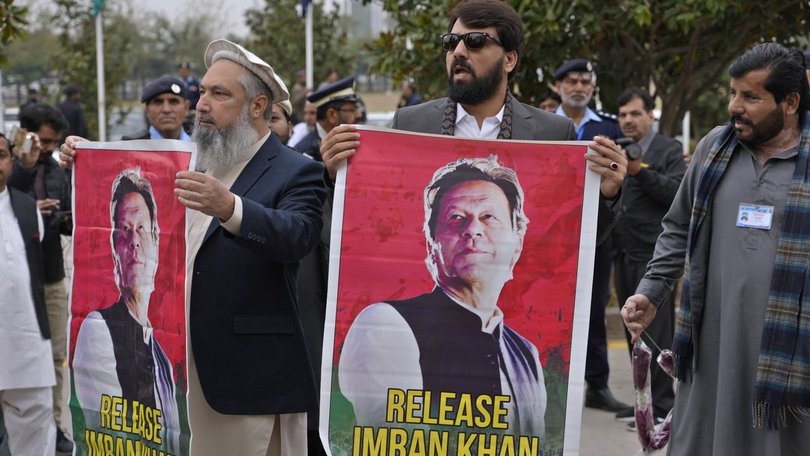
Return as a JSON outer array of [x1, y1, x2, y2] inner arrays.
[[782, 92, 800, 116], [504, 50, 518, 75], [252, 95, 269, 121], [325, 106, 339, 125]]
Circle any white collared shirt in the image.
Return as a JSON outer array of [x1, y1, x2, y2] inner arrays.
[[455, 103, 504, 139], [338, 289, 523, 430]]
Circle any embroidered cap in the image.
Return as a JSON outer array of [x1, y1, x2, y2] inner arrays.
[[203, 39, 290, 104]]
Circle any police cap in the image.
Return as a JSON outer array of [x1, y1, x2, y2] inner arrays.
[[554, 59, 594, 81], [307, 76, 357, 108], [141, 75, 187, 103]]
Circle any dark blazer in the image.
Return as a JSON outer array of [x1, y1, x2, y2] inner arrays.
[[8, 156, 71, 282], [392, 97, 575, 140], [580, 112, 622, 141], [392, 98, 618, 244], [611, 133, 685, 262], [190, 134, 327, 415], [9, 187, 49, 339], [58, 99, 89, 139], [293, 128, 322, 161]]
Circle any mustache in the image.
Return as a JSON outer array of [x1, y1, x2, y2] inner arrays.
[[730, 115, 752, 127], [196, 113, 216, 125], [451, 58, 473, 73]]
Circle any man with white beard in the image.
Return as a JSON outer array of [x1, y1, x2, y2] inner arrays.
[[61, 39, 326, 455]]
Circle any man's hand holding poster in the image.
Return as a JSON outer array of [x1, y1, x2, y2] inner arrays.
[[69, 140, 194, 455], [321, 127, 599, 456]]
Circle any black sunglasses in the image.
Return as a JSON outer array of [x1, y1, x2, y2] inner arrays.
[[440, 32, 503, 52]]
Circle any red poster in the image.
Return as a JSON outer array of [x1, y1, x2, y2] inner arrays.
[[69, 140, 194, 455], [321, 127, 598, 456]]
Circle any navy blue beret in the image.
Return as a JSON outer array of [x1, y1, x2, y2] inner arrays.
[[554, 59, 594, 81], [141, 75, 187, 103]]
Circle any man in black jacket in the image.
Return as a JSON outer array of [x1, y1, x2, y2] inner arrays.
[[57, 87, 89, 139], [612, 87, 685, 423]]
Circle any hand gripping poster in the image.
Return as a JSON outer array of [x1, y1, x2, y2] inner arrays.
[[321, 127, 599, 456], [69, 140, 195, 455]]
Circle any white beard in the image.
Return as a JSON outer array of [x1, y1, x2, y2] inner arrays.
[[193, 105, 259, 173]]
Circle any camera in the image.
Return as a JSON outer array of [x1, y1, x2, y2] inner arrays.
[[615, 137, 642, 161], [10, 126, 33, 155]]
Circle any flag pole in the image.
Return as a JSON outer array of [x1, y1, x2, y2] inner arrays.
[[305, 2, 313, 90], [95, 10, 106, 141]]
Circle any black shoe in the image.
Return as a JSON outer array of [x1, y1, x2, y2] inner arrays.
[[56, 428, 74, 453], [626, 415, 665, 431], [584, 388, 631, 412], [615, 405, 635, 421]]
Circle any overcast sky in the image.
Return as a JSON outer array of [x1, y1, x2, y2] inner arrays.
[[24, 0, 262, 38], [139, 0, 261, 37], [136, 0, 264, 38]]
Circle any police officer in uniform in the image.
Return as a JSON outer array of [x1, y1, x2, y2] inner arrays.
[[554, 59, 622, 140], [553, 58, 629, 414], [123, 76, 191, 141], [294, 77, 358, 161]]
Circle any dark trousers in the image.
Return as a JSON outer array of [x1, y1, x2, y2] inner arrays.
[[585, 246, 612, 390], [0, 409, 9, 456], [614, 252, 675, 417]]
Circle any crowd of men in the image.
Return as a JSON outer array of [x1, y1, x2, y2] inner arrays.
[[1, 0, 809, 455]]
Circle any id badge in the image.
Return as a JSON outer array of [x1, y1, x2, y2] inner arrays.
[[736, 204, 774, 230]]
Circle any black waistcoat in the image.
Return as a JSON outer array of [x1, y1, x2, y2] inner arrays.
[[388, 288, 502, 398], [98, 299, 157, 408]]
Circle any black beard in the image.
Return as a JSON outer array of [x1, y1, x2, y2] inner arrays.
[[730, 105, 784, 147], [447, 56, 505, 106]]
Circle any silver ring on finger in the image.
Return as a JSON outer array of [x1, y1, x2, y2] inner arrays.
[[609, 161, 619, 170]]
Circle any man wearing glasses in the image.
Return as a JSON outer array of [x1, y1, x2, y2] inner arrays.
[[294, 76, 358, 161], [319, 0, 626, 437], [321, 0, 626, 245]]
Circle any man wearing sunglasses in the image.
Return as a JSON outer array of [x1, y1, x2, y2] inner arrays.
[[321, 0, 626, 244]]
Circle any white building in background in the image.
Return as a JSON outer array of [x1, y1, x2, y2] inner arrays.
[[336, 0, 394, 39]]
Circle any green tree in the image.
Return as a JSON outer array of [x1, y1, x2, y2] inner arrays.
[[50, 0, 138, 139], [245, 0, 355, 87], [4, 10, 60, 88], [366, 0, 809, 136], [0, 0, 28, 65]]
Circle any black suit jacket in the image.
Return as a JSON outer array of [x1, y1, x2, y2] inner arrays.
[[612, 133, 685, 261], [293, 128, 322, 161], [190, 134, 327, 415]]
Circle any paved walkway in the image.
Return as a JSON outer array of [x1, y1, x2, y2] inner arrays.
[[578, 307, 669, 456]]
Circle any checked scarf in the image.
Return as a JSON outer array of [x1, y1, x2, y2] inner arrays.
[[672, 115, 810, 430], [441, 91, 514, 139]]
